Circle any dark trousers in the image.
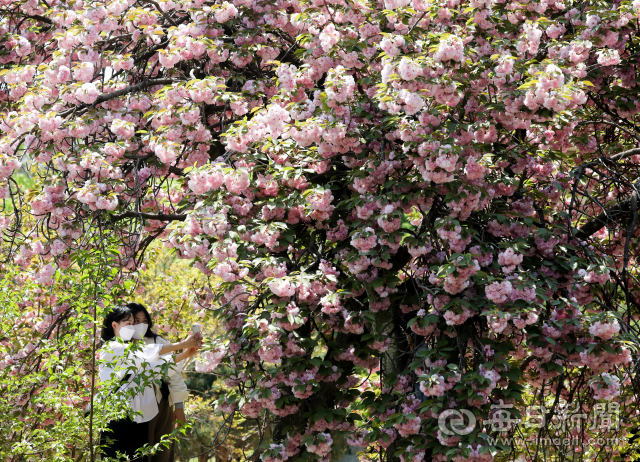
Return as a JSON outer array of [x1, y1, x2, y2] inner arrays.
[[147, 398, 175, 462], [100, 417, 149, 461]]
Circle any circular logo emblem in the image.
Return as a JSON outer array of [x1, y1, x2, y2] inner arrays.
[[438, 409, 476, 436]]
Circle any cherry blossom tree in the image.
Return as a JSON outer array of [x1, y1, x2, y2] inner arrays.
[[3, 0, 640, 461]]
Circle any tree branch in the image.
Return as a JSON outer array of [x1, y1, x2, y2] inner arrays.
[[94, 78, 176, 105], [143, 0, 178, 26], [390, 246, 412, 273], [109, 211, 187, 222], [574, 193, 636, 240], [59, 79, 176, 117], [579, 147, 640, 169], [609, 147, 640, 163], [14, 13, 53, 24]]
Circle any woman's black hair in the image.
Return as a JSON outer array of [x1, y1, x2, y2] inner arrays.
[[101, 305, 134, 341], [125, 302, 158, 339]]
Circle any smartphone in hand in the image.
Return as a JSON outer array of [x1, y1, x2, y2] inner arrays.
[[192, 324, 203, 347]]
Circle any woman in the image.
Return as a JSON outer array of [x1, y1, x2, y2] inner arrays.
[[126, 302, 199, 462], [99, 305, 201, 461]]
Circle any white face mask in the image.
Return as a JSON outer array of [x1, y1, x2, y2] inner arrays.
[[118, 324, 135, 341], [133, 323, 148, 339]]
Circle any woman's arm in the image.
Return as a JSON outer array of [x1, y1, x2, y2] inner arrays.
[[153, 336, 191, 400], [158, 333, 200, 356], [174, 347, 199, 364], [100, 334, 201, 383], [100, 340, 185, 381], [172, 347, 199, 428]]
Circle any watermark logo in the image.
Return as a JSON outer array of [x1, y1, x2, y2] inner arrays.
[[438, 409, 476, 435], [437, 401, 620, 438], [487, 400, 519, 432], [486, 436, 622, 447]]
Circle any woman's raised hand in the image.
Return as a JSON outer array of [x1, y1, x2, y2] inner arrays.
[[183, 332, 203, 350], [173, 334, 202, 363], [158, 331, 203, 357]]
